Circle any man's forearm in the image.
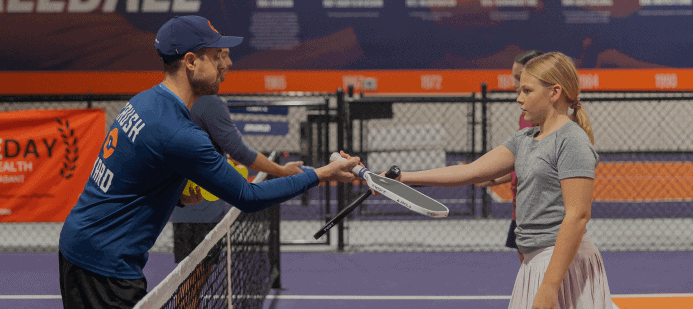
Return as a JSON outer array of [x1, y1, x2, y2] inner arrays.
[[248, 153, 285, 177]]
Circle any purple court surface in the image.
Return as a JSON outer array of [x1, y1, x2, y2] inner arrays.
[[2, 251, 693, 309]]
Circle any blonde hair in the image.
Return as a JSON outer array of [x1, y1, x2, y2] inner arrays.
[[523, 52, 594, 144]]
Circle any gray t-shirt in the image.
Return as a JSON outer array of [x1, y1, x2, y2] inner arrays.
[[503, 121, 599, 254]]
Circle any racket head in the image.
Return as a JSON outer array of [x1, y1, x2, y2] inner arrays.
[[365, 172, 449, 218]]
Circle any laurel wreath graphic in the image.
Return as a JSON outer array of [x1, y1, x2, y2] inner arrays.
[[56, 118, 78, 179]]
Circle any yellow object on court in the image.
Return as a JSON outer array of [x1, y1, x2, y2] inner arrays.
[[182, 159, 249, 201]]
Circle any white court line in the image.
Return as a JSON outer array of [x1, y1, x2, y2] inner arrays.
[[267, 293, 693, 300], [0, 295, 62, 299], [611, 293, 693, 298], [266, 295, 511, 300], [3, 293, 692, 300]]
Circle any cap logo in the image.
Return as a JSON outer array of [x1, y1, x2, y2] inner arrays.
[[208, 20, 219, 34]]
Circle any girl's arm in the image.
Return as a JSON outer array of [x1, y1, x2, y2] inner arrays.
[[399, 145, 515, 187], [476, 173, 513, 187], [532, 177, 594, 308]]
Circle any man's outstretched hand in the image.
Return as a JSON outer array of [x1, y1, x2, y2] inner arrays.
[[313, 151, 361, 183]]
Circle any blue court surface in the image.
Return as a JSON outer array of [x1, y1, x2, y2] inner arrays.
[[2, 251, 693, 309]]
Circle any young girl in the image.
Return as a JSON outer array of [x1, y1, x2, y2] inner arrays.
[[359, 52, 611, 308], [477, 49, 544, 263]]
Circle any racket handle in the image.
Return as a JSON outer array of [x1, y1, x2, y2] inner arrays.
[[383, 165, 401, 179], [313, 165, 401, 240], [313, 190, 371, 240], [330, 152, 369, 178]]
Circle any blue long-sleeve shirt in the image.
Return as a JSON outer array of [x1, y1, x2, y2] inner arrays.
[[59, 84, 318, 279], [169, 95, 258, 223]]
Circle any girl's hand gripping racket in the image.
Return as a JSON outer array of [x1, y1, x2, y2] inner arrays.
[[314, 152, 449, 240], [313, 164, 400, 239]]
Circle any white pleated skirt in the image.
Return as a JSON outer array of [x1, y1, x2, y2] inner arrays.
[[508, 234, 612, 309]]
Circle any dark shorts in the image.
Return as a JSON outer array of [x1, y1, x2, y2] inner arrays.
[[505, 220, 518, 250], [59, 251, 147, 309], [173, 222, 217, 263]]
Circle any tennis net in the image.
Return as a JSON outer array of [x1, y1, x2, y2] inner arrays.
[[134, 153, 280, 309]]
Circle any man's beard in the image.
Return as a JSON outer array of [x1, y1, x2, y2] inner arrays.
[[191, 74, 220, 96]]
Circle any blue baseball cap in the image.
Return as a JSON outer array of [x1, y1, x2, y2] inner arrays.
[[155, 15, 243, 61]]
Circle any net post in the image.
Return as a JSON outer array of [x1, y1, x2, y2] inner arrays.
[[345, 85, 355, 240], [269, 153, 282, 289], [471, 91, 477, 217], [323, 95, 332, 245], [481, 83, 491, 218], [336, 88, 346, 252]]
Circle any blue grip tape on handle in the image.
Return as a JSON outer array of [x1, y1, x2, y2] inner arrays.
[[358, 167, 369, 179]]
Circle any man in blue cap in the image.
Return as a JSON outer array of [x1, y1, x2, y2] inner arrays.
[[58, 15, 361, 308]]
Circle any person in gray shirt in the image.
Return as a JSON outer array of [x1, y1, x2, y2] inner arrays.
[[370, 52, 611, 309], [476, 50, 543, 264]]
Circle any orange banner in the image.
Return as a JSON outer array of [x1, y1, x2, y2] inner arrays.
[[0, 109, 105, 222], [1, 69, 693, 95]]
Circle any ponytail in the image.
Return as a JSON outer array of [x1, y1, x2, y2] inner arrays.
[[570, 98, 594, 145]]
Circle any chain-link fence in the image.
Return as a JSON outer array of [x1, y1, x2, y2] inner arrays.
[[3, 89, 693, 253], [340, 89, 693, 252], [219, 94, 335, 247]]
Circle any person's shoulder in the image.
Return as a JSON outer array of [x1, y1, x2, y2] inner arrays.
[[505, 126, 537, 148], [130, 85, 181, 106], [191, 95, 226, 113], [559, 121, 585, 135], [130, 85, 161, 101], [194, 95, 225, 106], [556, 121, 591, 144], [130, 86, 195, 131]]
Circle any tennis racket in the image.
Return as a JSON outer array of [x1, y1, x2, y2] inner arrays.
[[313, 164, 400, 239], [328, 152, 448, 217]]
